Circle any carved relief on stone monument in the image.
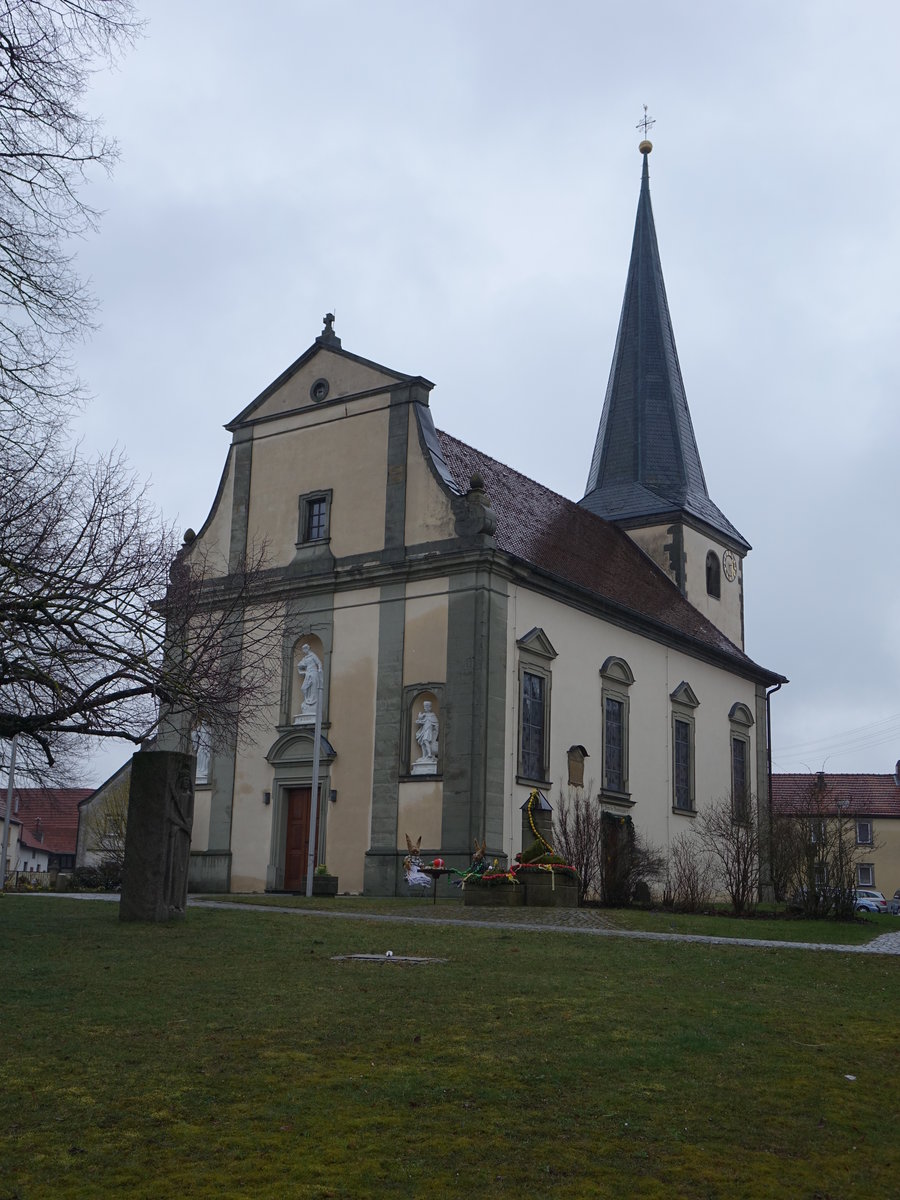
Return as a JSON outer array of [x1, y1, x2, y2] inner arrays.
[[191, 722, 212, 785], [163, 759, 195, 917]]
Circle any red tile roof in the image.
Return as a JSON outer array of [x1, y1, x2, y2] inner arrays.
[[771, 774, 900, 818], [0, 789, 92, 855], [436, 430, 782, 682]]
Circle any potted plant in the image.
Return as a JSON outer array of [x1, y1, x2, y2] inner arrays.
[[311, 864, 339, 897]]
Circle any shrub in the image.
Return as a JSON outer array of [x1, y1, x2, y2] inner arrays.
[[695, 795, 760, 917], [553, 786, 603, 903], [69, 862, 122, 892], [664, 832, 716, 911], [554, 786, 663, 906]]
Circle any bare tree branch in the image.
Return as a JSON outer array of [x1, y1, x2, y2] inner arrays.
[[0, 5, 283, 779], [0, 446, 282, 773], [771, 774, 864, 919], [0, 1, 141, 435]]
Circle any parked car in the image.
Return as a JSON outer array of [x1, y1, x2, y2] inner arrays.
[[889, 890, 900, 915], [854, 889, 888, 914]]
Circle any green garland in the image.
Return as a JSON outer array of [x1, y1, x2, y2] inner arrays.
[[526, 789, 555, 856], [455, 795, 579, 888]]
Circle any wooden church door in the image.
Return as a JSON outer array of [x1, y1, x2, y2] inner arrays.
[[284, 787, 312, 891]]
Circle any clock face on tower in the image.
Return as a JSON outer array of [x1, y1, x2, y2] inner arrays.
[[722, 550, 738, 582]]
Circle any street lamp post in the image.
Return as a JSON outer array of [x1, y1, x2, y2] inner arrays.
[[1, 735, 19, 891], [305, 672, 324, 898]]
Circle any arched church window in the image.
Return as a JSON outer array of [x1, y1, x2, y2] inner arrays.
[[706, 550, 721, 599], [599, 656, 634, 797]]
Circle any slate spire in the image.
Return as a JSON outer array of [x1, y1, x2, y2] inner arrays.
[[580, 143, 748, 550]]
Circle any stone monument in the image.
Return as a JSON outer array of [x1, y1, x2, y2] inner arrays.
[[119, 750, 195, 923]]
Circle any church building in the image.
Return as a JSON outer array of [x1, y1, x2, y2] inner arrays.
[[180, 140, 786, 896]]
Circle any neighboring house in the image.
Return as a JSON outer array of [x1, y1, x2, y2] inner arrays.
[[1, 812, 22, 878], [1, 789, 91, 874], [76, 761, 132, 868], [160, 140, 785, 896], [772, 769, 900, 895]]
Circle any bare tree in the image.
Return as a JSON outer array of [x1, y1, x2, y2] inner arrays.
[[554, 787, 664, 906], [0, 0, 140, 433], [0, 443, 282, 772], [664, 831, 717, 912], [0, 6, 287, 776], [695, 795, 761, 917], [83, 773, 129, 867], [553, 784, 604, 903], [772, 774, 861, 919]]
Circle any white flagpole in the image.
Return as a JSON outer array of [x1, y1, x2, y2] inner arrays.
[[1, 735, 19, 892], [305, 673, 323, 898]]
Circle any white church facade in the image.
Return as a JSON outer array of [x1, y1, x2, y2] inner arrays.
[[176, 143, 785, 896]]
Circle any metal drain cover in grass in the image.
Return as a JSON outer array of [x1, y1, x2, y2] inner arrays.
[[331, 953, 447, 964]]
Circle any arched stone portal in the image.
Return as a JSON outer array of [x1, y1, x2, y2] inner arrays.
[[264, 728, 336, 891]]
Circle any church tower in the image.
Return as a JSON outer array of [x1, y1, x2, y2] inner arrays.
[[580, 137, 749, 649]]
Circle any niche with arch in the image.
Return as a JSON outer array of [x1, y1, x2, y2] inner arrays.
[[401, 685, 444, 777], [290, 633, 326, 726], [706, 550, 721, 599]]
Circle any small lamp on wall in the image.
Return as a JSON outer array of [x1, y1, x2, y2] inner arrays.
[[263, 791, 271, 806]]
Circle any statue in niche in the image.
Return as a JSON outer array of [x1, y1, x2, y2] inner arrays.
[[411, 700, 439, 774], [294, 644, 323, 724], [191, 723, 211, 785]]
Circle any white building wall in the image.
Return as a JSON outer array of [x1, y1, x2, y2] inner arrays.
[[506, 584, 759, 860]]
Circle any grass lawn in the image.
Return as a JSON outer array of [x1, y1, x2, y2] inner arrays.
[[2, 897, 899, 1199]]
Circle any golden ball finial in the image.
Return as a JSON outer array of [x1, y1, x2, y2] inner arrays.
[[639, 139, 653, 155]]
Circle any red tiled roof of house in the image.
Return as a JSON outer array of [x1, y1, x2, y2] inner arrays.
[[436, 430, 783, 682], [0, 788, 92, 855], [771, 774, 900, 817]]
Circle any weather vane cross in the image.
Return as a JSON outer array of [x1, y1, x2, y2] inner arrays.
[[636, 104, 655, 138]]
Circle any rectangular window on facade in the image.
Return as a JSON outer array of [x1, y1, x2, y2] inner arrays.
[[856, 819, 872, 845], [306, 497, 328, 541], [604, 696, 625, 792], [731, 736, 749, 821], [814, 862, 829, 888], [521, 671, 545, 781], [297, 489, 332, 548], [857, 863, 875, 887], [673, 718, 692, 810]]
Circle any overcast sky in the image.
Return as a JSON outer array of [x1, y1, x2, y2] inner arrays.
[[70, 0, 900, 786]]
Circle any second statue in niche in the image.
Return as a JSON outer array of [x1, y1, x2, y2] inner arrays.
[[293, 644, 323, 724], [411, 700, 439, 775]]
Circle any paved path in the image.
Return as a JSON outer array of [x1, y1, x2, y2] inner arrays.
[[19, 892, 900, 955], [192, 898, 900, 955]]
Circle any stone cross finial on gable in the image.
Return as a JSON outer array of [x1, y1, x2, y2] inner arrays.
[[316, 311, 341, 347]]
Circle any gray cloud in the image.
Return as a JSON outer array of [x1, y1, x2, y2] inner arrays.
[[71, 0, 900, 781]]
